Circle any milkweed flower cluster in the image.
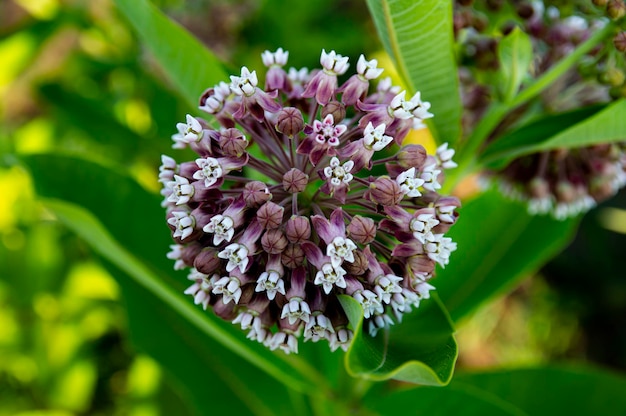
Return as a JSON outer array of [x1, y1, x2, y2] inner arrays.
[[160, 48, 459, 354]]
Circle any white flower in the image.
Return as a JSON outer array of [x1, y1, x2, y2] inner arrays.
[[262, 48, 289, 67], [374, 274, 403, 304], [320, 49, 349, 75], [233, 310, 262, 331], [159, 155, 177, 184], [287, 67, 309, 84], [281, 297, 312, 325], [172, 114, 204, 148], [323, 157, 354, 187], [167, 210, 195, 240], [389, 91, 433, 121], [304, 313, 335, 342], [390, 288, 420, 321], [329, 328, 353, 352], [326, 236, 357, 267], [314, 263, 347, 294], [356, 54, 384, 80], [352, 289, 383, 319], [184, 270, 217, 310], [194, 157, 223, 188], [203, 215, 235, 245], [255, 270, 286, 300], [230, 66, 258, 96], [420, 164, 442, 192], [247, 325, 270, 344], [410, 213, 440, 243], [166, 175, 194, 206], [200, 82, 231, 114], [377, 77, 401, 95], [368, 313, 394, 337], [423, 233, 457, 267], [436, 143, 457, 169], [270, 331, 299, 354], [397, 167, 425, 197], [363, 122, 393, 151], [414, 280, 435, 300], [166, 244, 186, 270], [218, 243, 249, 273], [212, 275, 243, 304]]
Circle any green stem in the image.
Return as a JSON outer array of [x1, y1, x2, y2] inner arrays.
[[446, 21, 617, 193]]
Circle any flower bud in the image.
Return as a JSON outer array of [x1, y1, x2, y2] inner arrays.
[[344, 250, 368, 276], [408, 255, 435, 277], [262, 229, 289, 254], [283, 168, 309, 193], [614, 32, 626, 52], [193, 248, 222, 275], [528, 177, 550, 199], [285, 216, 311, 243], [213, 298, 238, 321], [367, 177, 403, 206], [397, 144, 427, 169], [257, 201, 284, 229], [219, 128, 248, 157], [244, 181, 272, 207], [593, 0, 608, 5], [282, 244, 305, 268], [181, 241, 203, 266], [321, 101, 346, 124], [347, 215, 377, 244], [275, 107, 304, 137], [607, 0, 626, 19], [556, 181, 576, 203]]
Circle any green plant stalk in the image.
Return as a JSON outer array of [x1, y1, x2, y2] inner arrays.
[[445, 21, 617, 193], [43, 198, 333, 397]]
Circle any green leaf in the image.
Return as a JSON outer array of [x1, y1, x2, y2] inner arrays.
[[21, 154, 328, 401], [479, 104, 606, 169], [435, 189, 578, 322], [453, 365, 626, 415], [366, 0, 462, 144], [497, 27, 532, 104], [340, 294, 457, 386], [114, 0, 228, 108]]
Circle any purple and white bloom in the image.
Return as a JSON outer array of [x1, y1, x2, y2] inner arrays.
[[436, 143, 457, 169], [162, 48, 460, 354], [172, 114, 205, 148], [396, 167, 425, 197]]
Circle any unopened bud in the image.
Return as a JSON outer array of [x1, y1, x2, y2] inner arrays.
[[262, 229, 288, 254], [614, 32, 626, 52], [347, 215, 377, 244], [528, 177, 550, 199], [321, 101, 346, 123], [275, 107, 304, 137], [194, 248, 222, 275], [283, 168, 309, 193], [593, 0, 608, 6], [344, 250, 368, 276], [257, 201, 285, 229], [282, 243, 305, 268], [556, 181, 576, 203], [219, 128, 248, 157], [285, 216, 311, 243], [244, 181, 272, 207], [607, 0, 626, 19], [367, 177, 403, 206], [397, 144, 427, 169]]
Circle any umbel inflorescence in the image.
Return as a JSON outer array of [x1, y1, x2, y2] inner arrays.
[[159, 49, 460, 354]]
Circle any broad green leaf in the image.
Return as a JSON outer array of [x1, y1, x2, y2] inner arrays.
[[436, 189, 578, 322], [21, 154, 327, 401], [454, 365, 626, 415], [114, 0, 228, 108], [479, 104, 605, 169], [366, 0, 462, 144], [497, 27, 532, 104], [340, 294, 457, 386]]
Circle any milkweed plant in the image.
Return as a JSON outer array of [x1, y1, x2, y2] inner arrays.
[[22, 0, 626, 414]]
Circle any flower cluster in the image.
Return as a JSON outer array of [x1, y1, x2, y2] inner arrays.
[[160, 48, 459, 354], [454, 0, 626, 218]]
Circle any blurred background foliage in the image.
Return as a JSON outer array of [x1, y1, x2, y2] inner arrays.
[[1, 0, 625, 414]]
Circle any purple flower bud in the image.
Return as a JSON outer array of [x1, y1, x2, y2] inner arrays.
[[219, 128, 248, 157], [397, 144, 427, 169], [257, 201, 285, 229], [614, 32, 626, 52], [193, 248, 222, 275], [608, 0, 626, 19], [282, 168, 309, 193], [243, 181, 272, 207], [321, 101, 346, 124], [275, 107, 304, 137], [367, 177, 403, 206], [285, 216, 311, 243], [347, 215, 377, 244], [281, 244, 305, 268], [344, 249, 368, 276], [262, 229, 289, 254]]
